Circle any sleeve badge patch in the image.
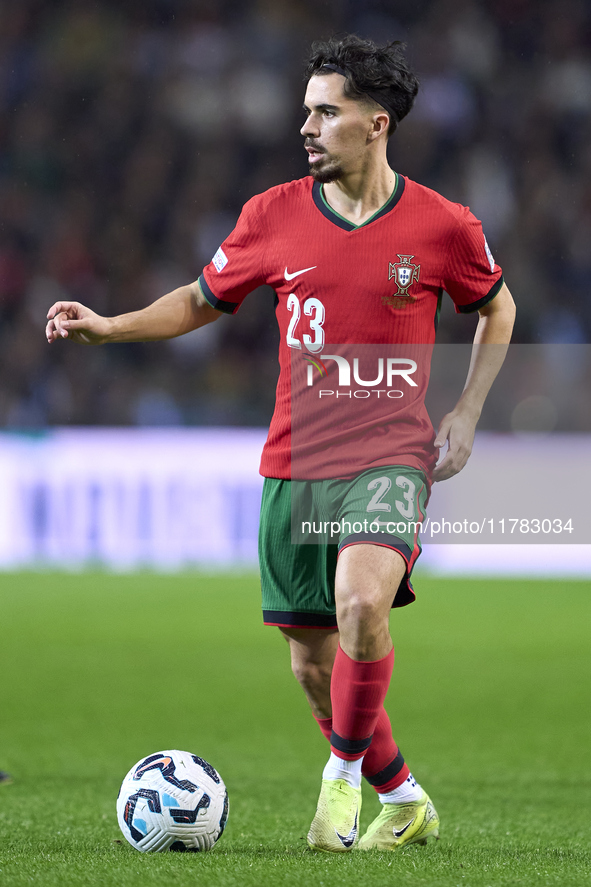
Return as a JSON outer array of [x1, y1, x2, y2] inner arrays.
[[483, 237, 496, 273], [212, 247, 228, 273]]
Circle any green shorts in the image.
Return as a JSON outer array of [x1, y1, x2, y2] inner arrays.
[[259, 466, 429, 629]]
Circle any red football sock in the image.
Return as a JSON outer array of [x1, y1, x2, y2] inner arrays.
[[362, 707, 410, 792], [313, 707, 410, 792], [313, 715, 332, 742], [329, 645, 394, 761]]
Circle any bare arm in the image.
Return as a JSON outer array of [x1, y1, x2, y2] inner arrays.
[[431, 281, 516, 482], [45, 280, 221, 345]]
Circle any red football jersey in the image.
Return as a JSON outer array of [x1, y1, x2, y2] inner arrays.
[[200, 174, 503, 480]]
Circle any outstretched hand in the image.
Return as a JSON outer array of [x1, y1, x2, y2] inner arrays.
[[431, 408, 478, 482], [46, 301, 110, 345]]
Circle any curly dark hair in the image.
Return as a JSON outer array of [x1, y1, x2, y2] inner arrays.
[[304, 35, 419, 135]]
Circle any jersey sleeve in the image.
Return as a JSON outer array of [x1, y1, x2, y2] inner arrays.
[[198, 195, 268, 314], [442, 207, 504, 313]]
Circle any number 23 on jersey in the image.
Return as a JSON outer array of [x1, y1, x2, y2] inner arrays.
[[286, 294, 326, 353]]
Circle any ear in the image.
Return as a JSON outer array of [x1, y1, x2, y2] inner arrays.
[[368, 111, 390, 141]]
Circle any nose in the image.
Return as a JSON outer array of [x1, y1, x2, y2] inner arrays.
[[300, 112, 319, 138]]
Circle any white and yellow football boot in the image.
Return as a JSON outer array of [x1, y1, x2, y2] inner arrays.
[[357, 790, 439, 851], [307, 778, 362, 852]]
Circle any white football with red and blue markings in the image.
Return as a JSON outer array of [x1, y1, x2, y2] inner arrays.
[[116, 749, 229, 852]]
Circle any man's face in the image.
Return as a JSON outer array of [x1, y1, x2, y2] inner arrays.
[[301, 74, 376, 183]]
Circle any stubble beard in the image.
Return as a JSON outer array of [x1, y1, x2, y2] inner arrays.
[[309, 155, 344, 184]]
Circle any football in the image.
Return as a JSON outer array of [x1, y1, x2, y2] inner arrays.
[[116, 750, 229, 852]]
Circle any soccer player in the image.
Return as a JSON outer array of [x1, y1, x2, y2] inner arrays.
[[46, 35, 515, 852]]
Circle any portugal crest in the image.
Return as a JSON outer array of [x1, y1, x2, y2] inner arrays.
[[388, 255, 420, 296]]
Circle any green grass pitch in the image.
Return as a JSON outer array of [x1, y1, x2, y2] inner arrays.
[[0, 571, 589, 886]]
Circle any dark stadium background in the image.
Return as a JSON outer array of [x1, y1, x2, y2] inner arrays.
[[1, 0, 590, 430]]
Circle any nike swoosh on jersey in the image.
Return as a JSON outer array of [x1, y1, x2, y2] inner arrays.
[[284, 265, 317, 280], [335, 812, 358, 848], [393, 817, 415, 838]]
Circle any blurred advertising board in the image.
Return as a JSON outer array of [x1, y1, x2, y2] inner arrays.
[[0, 428, 589, 573], [0, 429, 266, 569]]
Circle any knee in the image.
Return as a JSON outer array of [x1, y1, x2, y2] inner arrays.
[[291, 656, 332, 694], [279, 628, 337, 715], [336, 588, 392, 660], [337, 587, 385, 628]]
